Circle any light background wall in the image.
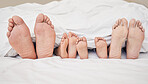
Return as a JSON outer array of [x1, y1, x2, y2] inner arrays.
[[0, 0, 147, 8]]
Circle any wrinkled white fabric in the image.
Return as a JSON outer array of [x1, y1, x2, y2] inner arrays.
[[0, 0, 148, 84], [0, 55, 148, 84], [0, 0, 148, 57]]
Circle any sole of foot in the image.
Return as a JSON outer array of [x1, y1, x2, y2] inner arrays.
[[68, 32, 78, 58], [109, 18, 128, 59], [55, 33, 69, 58], [95, 37, 107, 59], [126, 19, 145, 59], [7, 16, 36, 59], [34, 13, 56, 59], [76, 37, 88, 59]]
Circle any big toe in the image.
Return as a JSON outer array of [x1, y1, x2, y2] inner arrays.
[[129, 19, 136, 28], [82, 37, 87, 42], [63, 33, 68, 39], [36, 13, 44, 23], [12, 16, 24, 25], [68, 32, 72, 37]]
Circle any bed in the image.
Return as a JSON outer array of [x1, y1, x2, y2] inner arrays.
[[0, 0, 148, 84]]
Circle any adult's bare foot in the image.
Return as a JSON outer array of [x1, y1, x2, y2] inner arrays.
[[126, 19, 145, 59], [95, 37, 107, 59], [55, 33, 69, 58], [76, 37, 88, 59], [68, 32, 78, 58], [7, 16, 36, 59], [109, 18, 128, 59], [34, 14, 56, 58]]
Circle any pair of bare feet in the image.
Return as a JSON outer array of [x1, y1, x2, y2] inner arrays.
[[7, 14, 55, 59], [95, 18, 145, 59], [55, 32, 88, 59]]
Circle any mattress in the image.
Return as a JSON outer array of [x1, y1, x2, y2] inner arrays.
[[0, 0, 148, 84]]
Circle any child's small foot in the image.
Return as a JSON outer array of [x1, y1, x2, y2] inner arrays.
[[55, 33, 69, 58], [76, 37, 88, 59], [95, 37, 107, 59], [68, 32, 78, 58]]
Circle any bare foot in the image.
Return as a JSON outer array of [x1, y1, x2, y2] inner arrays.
[[34, 14, 56, 58], [76, 37, 88, 59], [109, 18, 128, 59], [7, 16, 36, 59], [95, 37, 107, 59], [126, 19, 145, 59], [55, 33, 69, 58], [68, 32, 78, 58]]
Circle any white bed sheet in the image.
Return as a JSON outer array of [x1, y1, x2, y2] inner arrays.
[[1, 50, 148, 84], [0, 53, 148, 84], [0, 0, 148, 84]]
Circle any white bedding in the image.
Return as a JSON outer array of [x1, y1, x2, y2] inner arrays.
[[0, 0, 148, 84], [0, 0, 148, 57]]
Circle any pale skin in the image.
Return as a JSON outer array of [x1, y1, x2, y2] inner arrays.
[[109, 18, 145, 59], [7, 13, 56, 59], [76, 37, 88, 59], [68, 32, 78, 58], [7, 15, 145, 59], [54, 18, 145, 59], [55, 33, 69, 58], [34, 14, 56, 58], [95, 37, 108, 59], [55, 32, 88, 59]]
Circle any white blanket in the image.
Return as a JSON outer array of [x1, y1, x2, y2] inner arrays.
[[0, 0, 148, 57], [0, 0, 148, 84]]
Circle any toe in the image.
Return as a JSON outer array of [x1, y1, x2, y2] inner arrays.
[[64, 33, 68, 38], [12, 16, 24, 25], [82, 37, 87, 42], [62, 33, 67, 39], [44, 15, 48, 22], [51, 25, 54, 29], [68, 32, 72, 38], [112, 23, 118, 29], [76, 38, 80, 44], [116, 19, 120, 25], [73, 33, 77, 37], [80, 37, 83, 41], [97, 37, 103, 40], [36, 13, 44, 23], [8, 23, 14, 27], [142, 28, 145, 32], [129, 19, 136, 28], [48, 21, 52, 25], [46, 18, 50, 23], [7, 32, 11, 38], [69, 32, 77, 38], [8, 18, 13, 23], [95, 37, 98, 43], [139, 21, 142, 26], [121, 18, 128, 27], [136, 20, 140, 27], [118, 19, 122, 26], [8, 27, 13, 32], [139, 25, 143, 29]]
